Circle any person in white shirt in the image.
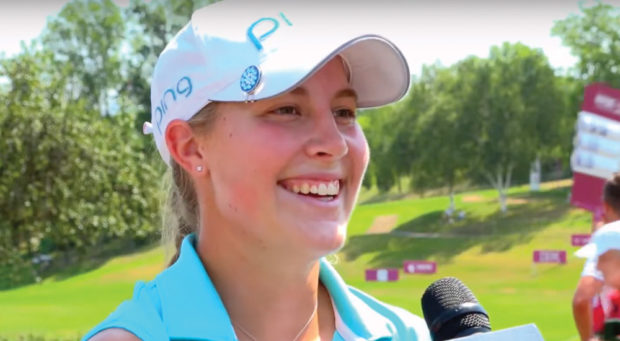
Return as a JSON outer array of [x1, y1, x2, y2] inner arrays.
[[573, 173, 620, 341]]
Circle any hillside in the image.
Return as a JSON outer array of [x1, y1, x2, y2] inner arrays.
[[0, 179, 587, 340]]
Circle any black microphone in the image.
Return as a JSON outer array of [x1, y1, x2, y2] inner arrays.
[[421, 277, 491, 340], [421, 277, 544, 340]]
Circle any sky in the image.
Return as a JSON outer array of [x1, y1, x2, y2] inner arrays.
[[0, 1, 619, 75]]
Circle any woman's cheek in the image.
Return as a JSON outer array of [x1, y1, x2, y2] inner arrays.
[[229, 170, 261, 215], [351, 128, 370, 181]]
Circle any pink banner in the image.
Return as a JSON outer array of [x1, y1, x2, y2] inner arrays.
[[571, 234, 591, 247], [571, 173, 606, 212], [365, 268, 399, 282], [403, 260, 437, 274], [582, 83, 620, 121], [533, 250, 567, 264]]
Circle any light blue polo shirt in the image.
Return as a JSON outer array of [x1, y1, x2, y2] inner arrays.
[[83, 234, 430, 341]]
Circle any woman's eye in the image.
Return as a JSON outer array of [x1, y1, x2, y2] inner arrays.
[[273, 106, 300, 116], [334, 108, 356, 123]]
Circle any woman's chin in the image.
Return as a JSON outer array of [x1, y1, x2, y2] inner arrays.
[[296, 221, 347, 257]]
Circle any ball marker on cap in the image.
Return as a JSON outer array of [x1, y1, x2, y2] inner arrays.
[[240, 65, 262, 94]]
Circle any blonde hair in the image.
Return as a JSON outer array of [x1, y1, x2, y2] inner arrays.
[[162, 102, 219, 265]]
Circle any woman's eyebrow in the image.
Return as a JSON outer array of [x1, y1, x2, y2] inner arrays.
[[289, 87, 358, 101], [289, 87, 308, 97], [335, 88, 358, 102]]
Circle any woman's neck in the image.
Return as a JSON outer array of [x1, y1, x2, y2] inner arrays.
[[196, 228, 335, 340]]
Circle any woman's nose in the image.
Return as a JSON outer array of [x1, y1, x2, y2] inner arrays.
[[303, 112, 349, 160]]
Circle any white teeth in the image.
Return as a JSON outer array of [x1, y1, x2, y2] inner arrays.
[[327, 182, 338, 195], [318, 183, 327, 195], [285, 180, 340, 196], [301, 183, 310, 194], [310, 185, 318, 194]]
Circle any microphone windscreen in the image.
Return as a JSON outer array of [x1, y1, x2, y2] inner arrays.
[[421, 277, 491, 340]]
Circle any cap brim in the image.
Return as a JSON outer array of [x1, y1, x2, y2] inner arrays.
[[208, 33, 409, 108], [340, 36, 410, 107]]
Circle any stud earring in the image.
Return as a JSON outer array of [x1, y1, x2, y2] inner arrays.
[[196, 165, 203, 172]]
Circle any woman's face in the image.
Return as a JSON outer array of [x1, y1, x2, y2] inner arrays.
[[199, 58, 369, 257]]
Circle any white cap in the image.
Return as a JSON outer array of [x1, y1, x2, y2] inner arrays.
[[575, 221, 620, 259], [145, 1, 410, 164]]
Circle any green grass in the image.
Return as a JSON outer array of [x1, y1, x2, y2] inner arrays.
[[0, 247, 166, 340], [0, 179, 587, 340]]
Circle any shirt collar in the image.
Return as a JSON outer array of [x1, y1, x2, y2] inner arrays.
[[319, 258, 394, 340], [155, 233, 237, 341], [155, 234, 394, 341]]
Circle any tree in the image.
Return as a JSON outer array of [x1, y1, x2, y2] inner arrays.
[[361, 42, 568, 212], [0, 48, 162, 288], [408, 64, 477, 209], [363, 87, 428, 195], [468, 43, 566, 212], [0, 0, 234, 288], [41, 0, 125, 116], [363, 105, 401, 193], [552, 3, 620, 87]]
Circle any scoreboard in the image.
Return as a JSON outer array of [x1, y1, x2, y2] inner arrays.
[[571, 83, 620, 212]]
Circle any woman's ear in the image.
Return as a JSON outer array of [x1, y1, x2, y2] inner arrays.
[[165, 119, 206, 175]]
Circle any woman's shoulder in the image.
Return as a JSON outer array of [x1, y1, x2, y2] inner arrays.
[[82, 280, 168, 341]]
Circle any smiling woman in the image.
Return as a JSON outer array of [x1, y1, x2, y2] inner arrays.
[[82, 1, 430, 340]]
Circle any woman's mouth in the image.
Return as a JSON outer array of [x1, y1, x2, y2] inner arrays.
[[278, 179, 341, 201]]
